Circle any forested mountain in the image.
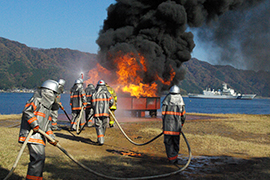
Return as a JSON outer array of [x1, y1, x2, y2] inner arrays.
[[0, 37, 97, 89], [180, 58, 270, 97], [1, 37, 269, 97]]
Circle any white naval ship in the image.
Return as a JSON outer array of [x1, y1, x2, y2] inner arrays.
[[188, 83, 256, 100]]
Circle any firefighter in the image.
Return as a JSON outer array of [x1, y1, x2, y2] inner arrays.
[[51, 79, 65, 131], [162, 85, 186, 165], [70, 78, 87, 131], [85, 83, 95, 127], [18, 79, 62, 180], [92, 80, 114, 145], [105, 83, 117, 127]]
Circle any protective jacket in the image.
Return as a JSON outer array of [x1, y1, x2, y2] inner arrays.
[[106, 85, 117, 110], [51, 94, 61, 128], [162, 93, 186, 136], [85, 84, 96, 109], [18, 88, 57, 146], [92, 85, 114, 117], [70, 83, 87, 110]]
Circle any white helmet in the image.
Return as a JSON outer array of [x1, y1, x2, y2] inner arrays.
[[97, 79, 105, 86], [170, 85, 180, 94], [75, 78, 83, 84], [58, 79, 65, 86], [41, 80, 60, 93], [58, 79, 65, 93]]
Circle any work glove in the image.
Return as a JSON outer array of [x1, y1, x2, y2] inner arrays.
[[48, 139, 59, 146], [33, 125, 40, 132]]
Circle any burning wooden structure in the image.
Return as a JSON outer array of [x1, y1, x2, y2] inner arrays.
[[117, 96, 160, 118]]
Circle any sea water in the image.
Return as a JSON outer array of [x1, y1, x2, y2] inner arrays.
[[0, 93, 269, 115]]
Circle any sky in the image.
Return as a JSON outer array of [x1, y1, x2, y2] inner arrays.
[[0, 0, 205, 59]]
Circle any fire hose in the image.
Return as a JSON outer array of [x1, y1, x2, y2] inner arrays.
[[3, 129, 34, 180], [39, 129, 192, 180], [108, 109, 163, 146], [77, 114, 93, 135], [4, 126, 192, 179], [58, 103, 72, 123]]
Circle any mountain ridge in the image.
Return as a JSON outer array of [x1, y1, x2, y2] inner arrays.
[[1, 37, 269, 97]]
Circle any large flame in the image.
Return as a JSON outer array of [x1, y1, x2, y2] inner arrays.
[[85, 52, 175, 98], [115, 53, 158, 97]]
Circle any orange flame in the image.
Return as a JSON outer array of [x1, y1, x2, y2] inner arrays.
[[84, 63, 111, 85], [85, 52, 175, 97], [157, 66, 176, 85], [121, 151, 142, 157], [114, 53, 158, 98]]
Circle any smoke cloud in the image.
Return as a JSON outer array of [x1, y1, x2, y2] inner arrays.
[[191, 0, 269, 71], [96, 0, 268, 93]]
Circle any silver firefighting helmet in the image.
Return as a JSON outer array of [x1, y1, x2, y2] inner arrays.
[[41, 80, 60, 93], [169, 85, 180, 94], [75, 78, 83, 84], [97, 79, 105, 86], [58, 79, 65, 93], [88, 83, 95, 88]]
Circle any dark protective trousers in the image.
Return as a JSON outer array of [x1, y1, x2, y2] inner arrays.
[[26, 144, 45, 180], [94, 117, 108, 145], [164, 135, 180, 164]]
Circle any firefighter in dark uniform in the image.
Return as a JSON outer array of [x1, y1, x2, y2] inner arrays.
[[162, 85, 186, 164], [51, 79, 65, 131], [105, 83, 117, 127], [70, 78, 87, 131], [85, 83, 96, 126], [91, 80, 114, 145], [18, 79, 62, 180]]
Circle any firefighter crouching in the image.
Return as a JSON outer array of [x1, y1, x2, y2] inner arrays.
[[162, 85, 186, 165], [18, 79, 63, 180], [85, 83, 96, 127], [105, 83, 117, 128], [70, 78, 87, 131], [92, 80, 114, 145]]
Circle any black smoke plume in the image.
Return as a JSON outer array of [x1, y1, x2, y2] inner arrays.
[[192, 0, 269, 72], [96, 0, 268, 93]]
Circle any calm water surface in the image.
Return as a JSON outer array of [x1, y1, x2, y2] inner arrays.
[[0, 93, 269, 115]]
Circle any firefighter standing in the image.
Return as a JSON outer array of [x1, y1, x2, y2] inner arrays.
[[105, 83, 117, 127], [162, 85, 186, 165], [91, 80, 114, 145], [70, 78, 87, 131], [85, 83, 96, 127], [18, 79, 62, 180], [51, 79, 65, 131]]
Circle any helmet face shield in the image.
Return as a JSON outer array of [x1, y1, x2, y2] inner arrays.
[[41, 80, 60, 94]]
